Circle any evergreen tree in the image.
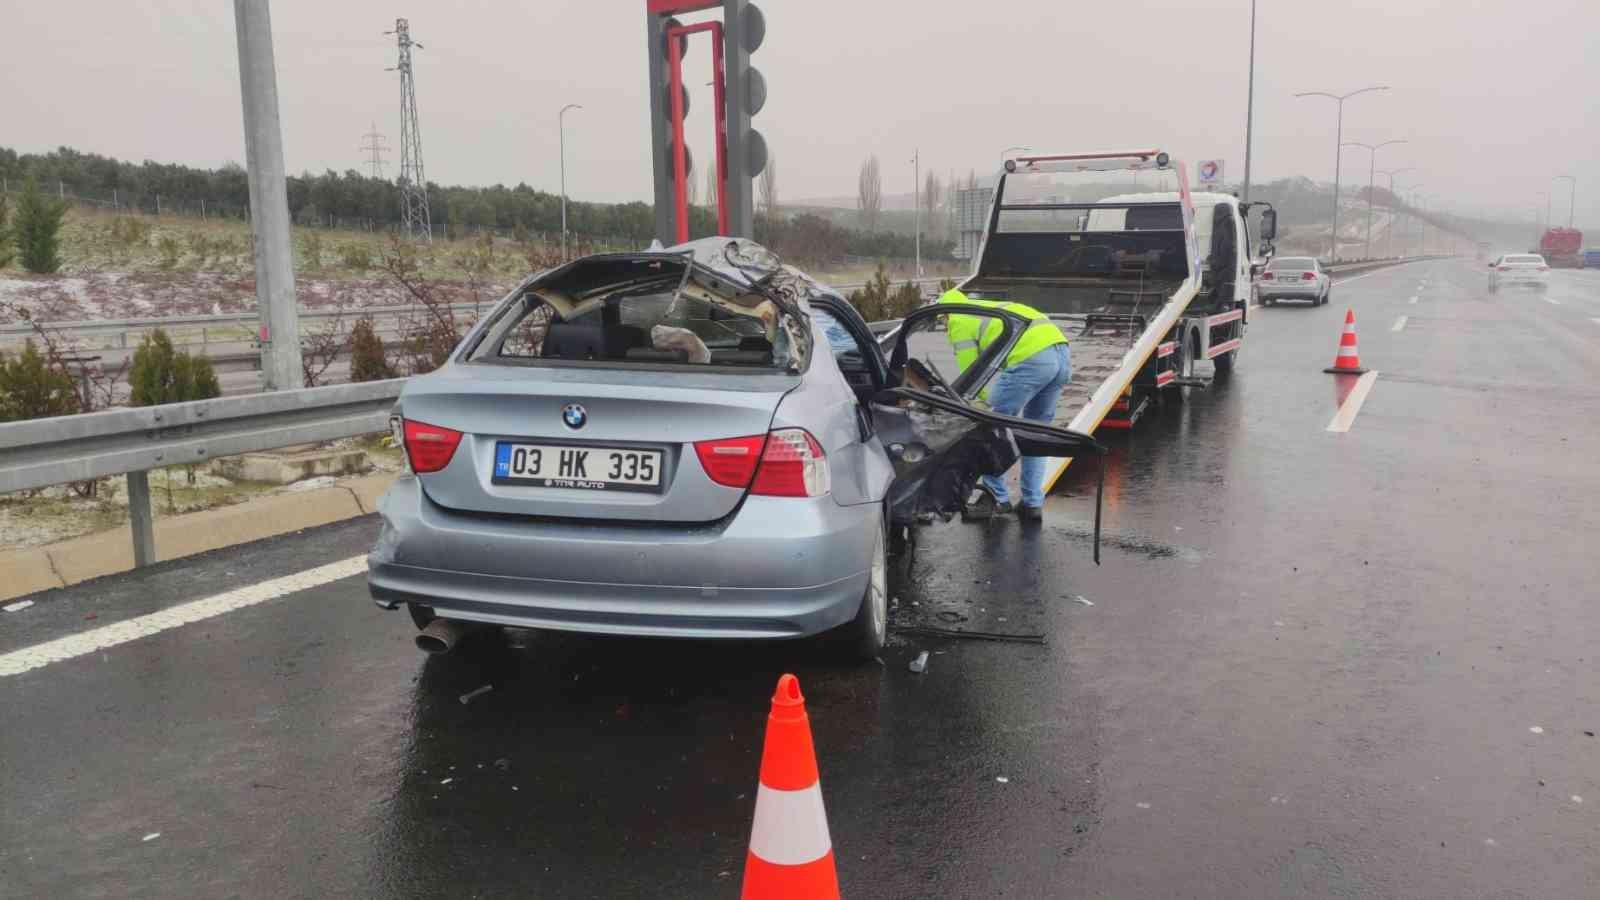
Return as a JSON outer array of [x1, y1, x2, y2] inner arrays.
[[0, 340, 78, 421], [348, 318, 395, 382], [129, 330, 221, 406], [14, 178, 66, 274], [0, 193, 15, 268]]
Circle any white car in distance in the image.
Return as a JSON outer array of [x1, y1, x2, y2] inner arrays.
[[1488, 254, 1550, 292]]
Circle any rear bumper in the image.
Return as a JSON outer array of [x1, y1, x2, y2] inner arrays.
[[367, 477, 876, 639], [1259, 283, 1321, 300]]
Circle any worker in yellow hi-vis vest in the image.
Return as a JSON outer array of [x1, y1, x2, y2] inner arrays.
[[939, 289, 1071, 522]]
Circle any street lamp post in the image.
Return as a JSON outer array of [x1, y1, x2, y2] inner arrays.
[[1395, 182, 1422, 256], [1554, 175, 1576, 228], [1415, 192, 1436, 255], [1377, 167, 1415, 257], [1342, 140, 1406, 259], [1295, 85, 1390, 261], [912, 149, 924, 277], [559, 103, 582, 261], [1243, 0, 1257, 202]]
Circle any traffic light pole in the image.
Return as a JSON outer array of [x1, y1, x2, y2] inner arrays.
[[644, 0, 765, 245], [666, 20, 728, 242]]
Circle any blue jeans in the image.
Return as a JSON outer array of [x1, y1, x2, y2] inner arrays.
[[981, 343, 1071, 509]]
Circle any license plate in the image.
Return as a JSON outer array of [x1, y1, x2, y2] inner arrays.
[[492, 442, 664, 492]]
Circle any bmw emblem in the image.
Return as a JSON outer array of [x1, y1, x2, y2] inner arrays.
[[561, 403, 587, 430]]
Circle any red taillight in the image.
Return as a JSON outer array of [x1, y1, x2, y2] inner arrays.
[[402, 418, 463, 473], [1497, 265, 1511, 272], [1261, 272, 1275, 280], [697, 429, 829, 497], [751, 428, 830, 497], [694, 434, 766, 488], [1301, 272, 1316, 281]]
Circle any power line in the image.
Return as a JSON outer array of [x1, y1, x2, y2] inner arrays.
[[386, 18, 431, 242], [359, 123, 390, 180]]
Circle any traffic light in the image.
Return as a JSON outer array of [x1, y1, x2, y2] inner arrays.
[[721, 0, 766, 238], [643, 1, 766, 244]]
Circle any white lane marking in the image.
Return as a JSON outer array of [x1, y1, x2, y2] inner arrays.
[[0, 556, 367, 678], [1326, 370, 1380, 434], [1408, 295, 1418, 304], [1545, 297, 1560, 305], [1391, 316, 1408, 332]]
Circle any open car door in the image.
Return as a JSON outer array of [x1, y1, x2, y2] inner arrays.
[[870, 304, 1105, 528]]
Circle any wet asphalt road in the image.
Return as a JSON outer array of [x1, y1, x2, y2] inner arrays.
[[3, 259, 1598, 898]]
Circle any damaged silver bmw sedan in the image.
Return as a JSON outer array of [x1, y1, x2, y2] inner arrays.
[[367, 237, 1098, 658]]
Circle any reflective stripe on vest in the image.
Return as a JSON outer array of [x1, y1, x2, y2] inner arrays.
[[939, 290, 1068, 370]]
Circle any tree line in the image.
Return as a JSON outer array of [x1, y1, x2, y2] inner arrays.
[[0, 145, 947, 266]]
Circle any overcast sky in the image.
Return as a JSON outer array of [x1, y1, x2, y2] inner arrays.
[[1, 0, 1595, 227]]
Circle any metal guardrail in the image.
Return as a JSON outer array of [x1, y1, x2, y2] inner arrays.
[[0, 379, 405, 567]]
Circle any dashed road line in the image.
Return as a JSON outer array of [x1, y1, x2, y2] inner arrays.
[[1326, 370, 1380, 434], [0, 556, 367, 678], [1408, 295, 1418, 304], [1545, 296, 1560, 305], [1391, 316, 1408, 332]]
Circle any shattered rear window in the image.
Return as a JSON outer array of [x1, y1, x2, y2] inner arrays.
[[465, 256, 805, 370]]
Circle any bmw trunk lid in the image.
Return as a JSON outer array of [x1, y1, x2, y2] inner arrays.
[[398, 363, 796, 523]]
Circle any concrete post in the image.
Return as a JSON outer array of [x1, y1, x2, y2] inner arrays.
[[232, 0, 301, 392], [127, 471, 156, 568]]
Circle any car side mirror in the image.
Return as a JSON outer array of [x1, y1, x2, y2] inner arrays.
[[1258, 208, 1278, 241]]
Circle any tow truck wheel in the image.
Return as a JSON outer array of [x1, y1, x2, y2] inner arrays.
[[1214, 347, 1237, 374], [839, 507, 889, 660]]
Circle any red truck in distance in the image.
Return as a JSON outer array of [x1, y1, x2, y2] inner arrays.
[[1538, 228, 1583, 268]]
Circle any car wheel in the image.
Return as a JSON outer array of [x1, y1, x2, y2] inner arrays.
[[407, 602, 436, 629], [841, 509, 889, 660], [1322, 286, 1331, 305]]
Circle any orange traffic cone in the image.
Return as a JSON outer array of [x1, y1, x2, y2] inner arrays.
[[741, 674, 840, 900], [1323, 308, 1368, 374]]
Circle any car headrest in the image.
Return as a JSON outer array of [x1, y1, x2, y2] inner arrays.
[[542, 323, 605, 359]]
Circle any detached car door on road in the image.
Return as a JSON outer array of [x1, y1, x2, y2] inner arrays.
[[368, 238, 1097, 659]]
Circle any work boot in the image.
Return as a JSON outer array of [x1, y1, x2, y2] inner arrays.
[[962, 487, 1013, 522], [1017, 504, 1044, 522]]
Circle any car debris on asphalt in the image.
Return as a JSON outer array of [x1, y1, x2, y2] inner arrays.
[[459, 684, 494, 705], [909, 651, 930, 674]]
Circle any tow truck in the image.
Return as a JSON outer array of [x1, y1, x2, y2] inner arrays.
[[927, 149, 1275, 489]]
